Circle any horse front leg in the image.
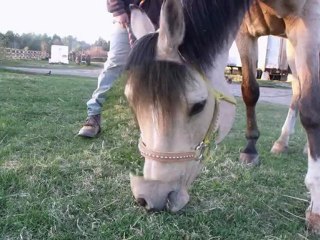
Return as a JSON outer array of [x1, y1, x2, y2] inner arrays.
[[287, 16, 320, 233], [236, 33, 260, 165], [301, 50, 320, 233], [271, 40, 300, 154]]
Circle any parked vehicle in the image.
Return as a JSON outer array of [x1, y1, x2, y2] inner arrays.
[[228, 36, 288, 80], [49, 45, 69, 64]]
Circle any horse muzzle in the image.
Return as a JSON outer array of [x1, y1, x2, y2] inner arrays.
[[130, 174, 190, 212]]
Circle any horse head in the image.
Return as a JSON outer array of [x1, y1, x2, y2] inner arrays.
[[125, 0, 245, 212]]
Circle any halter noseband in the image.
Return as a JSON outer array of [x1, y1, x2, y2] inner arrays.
[[138, 81, 237, 163]]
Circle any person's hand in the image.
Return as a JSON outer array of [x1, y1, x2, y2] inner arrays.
[[113, 13, 129, 28]]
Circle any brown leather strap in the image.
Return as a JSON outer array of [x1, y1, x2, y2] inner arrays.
[[138, 139, 197, 163]]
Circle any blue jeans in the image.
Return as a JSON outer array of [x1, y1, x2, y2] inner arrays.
[[86, 23, 131, 116]]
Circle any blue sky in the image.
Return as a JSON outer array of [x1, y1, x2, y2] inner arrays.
[[0, 0, 113, 43]]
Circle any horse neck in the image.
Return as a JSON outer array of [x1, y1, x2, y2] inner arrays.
[[204, 43, 234, 98]]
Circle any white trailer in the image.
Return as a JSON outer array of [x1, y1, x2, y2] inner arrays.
[[49, 45, 69, 64], [228, 36, 288, 79]]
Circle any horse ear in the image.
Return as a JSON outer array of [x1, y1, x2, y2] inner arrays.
[[157, 0, 185, 61], [130, 5, 155, 39]]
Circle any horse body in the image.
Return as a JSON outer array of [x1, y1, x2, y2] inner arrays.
[[237, 0, 320, 231]]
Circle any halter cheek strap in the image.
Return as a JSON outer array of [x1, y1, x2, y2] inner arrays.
[[201, 88, 237, 160], [138, 86, 237, 163]]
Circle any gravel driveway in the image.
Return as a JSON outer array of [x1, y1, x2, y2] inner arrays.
[[230, 84, 292, 106], [1, 66, 292, 106]]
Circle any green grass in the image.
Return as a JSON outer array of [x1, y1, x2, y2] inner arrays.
[[0, 70, 315, 239], [0, 59, 103, 69]]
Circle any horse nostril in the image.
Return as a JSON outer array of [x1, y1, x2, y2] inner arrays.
[[146, 207, 157, 213], [136, 198, 147, 207], [136, 198, 158, 212]]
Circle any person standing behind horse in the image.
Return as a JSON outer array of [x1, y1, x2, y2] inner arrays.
[[78, 0, 163, 137]]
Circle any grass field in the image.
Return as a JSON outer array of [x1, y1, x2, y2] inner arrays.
[[0, 59, 103, 69], [0, 70, 316, 239]]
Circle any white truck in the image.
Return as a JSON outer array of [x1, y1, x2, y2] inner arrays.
[[49, 45, 69, 64], [228, 36, 288, 80]]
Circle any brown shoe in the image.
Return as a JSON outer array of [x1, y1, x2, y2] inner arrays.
[[78, 114, 101, 138]]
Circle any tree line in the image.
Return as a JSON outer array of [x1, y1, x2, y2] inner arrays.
[[0, 31, 110, 54]]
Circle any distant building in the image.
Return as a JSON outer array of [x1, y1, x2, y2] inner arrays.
[[49, 45, 69, 64]]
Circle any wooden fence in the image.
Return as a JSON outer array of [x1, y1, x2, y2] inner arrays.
[[0, 47, 49, 60]]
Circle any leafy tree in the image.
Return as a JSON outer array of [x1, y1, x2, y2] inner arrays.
[[40, 34, 51, 53], [20, 33, 40, 50], [93, 37, 110, 51], [0, 33, 5, 47], [51, 34, 62, 45], [3, 31, 15, 48], [0, 30, 110, 57], [74, 40, 90, 52]]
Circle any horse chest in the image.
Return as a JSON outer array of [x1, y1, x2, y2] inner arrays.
[[246, 1, 287, 37]]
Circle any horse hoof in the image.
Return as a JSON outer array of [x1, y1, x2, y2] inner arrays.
[[306, 210, 320, 234], [270, 141, 288, 154], [239, 153, 259, 166]]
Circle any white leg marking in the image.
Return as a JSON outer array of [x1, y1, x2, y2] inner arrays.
[[277, 107, 298, 146], [271, 73, 300, 154], [305, 153, 320, 214]]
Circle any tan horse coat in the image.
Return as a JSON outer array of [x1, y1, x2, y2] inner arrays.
[[236, 0, 320, 232]]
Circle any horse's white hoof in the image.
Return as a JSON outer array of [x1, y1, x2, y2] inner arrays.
[[239, 153, 259, 166], [306, 210, 320, 234], [270, 141, 288, 154]]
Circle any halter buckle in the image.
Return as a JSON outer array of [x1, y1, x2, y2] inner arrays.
[[195, 141, 207, 161]]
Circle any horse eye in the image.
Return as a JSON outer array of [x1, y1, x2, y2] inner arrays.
[[189, 100, 207, 116]]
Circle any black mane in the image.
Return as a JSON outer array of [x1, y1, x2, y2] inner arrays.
[[180, 0, 251, 70]]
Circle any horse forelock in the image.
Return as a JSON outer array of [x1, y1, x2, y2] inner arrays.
[[125, 33, 192, 122]]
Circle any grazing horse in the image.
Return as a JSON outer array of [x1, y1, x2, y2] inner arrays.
[[124, 0, 320, 233], [236, 0, 320, 232], [125, 0, 250, 212]]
